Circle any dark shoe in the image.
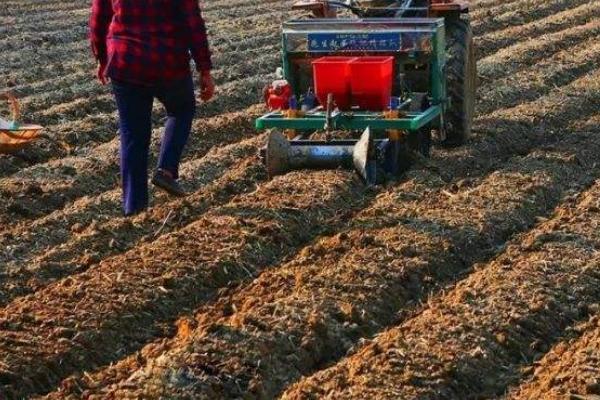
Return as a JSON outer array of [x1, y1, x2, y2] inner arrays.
[[124, 207, 146, 217], [151, 170, 187, 197]]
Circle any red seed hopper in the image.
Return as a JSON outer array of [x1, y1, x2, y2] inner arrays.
[[312, 56, 394, 111], [256, 0, 477, 184]]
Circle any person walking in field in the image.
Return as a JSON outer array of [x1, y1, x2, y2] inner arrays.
[[89, 0, 214, 216]]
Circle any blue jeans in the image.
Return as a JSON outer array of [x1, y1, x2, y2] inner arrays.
[[111, 76, 196, 215]]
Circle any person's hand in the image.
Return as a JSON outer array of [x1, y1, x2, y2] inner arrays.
[[96, 62, 109, 85], [199, 70, 215, 102]]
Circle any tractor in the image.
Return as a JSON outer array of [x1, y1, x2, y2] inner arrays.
[[257, 0, 476, 184]]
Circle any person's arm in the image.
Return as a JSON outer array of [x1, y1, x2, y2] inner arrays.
[[89, 0, 113, 65], [181, 0, 213, 72], [181, 0, 214, 100]]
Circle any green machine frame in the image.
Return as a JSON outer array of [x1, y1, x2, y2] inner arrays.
[[256, 17, 447, 132]]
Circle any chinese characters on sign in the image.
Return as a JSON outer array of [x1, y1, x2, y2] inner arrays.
[[307, 33, 402, 51]]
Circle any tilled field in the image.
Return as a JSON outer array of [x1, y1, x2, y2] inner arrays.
[[1, 0, 599, 399]]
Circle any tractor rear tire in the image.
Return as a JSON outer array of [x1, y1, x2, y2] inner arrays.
[[407, 128, 432, 158], [407, 93, 432, 158], [442, 16, 477, 147]]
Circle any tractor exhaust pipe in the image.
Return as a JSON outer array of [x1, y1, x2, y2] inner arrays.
[[265, 128, 378, 184]]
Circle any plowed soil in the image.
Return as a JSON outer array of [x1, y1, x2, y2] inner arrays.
[[1, 0, 599, 399], [503, 312, 600, 399]]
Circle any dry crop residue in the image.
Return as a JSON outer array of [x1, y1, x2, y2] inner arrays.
[[1, 0, 600, 399]]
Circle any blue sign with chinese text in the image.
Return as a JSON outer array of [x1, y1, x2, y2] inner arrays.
[[307, 32, 402, 52]]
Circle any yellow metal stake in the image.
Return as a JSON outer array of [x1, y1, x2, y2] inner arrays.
[[283, 108, 305, 139], [383, 109, 405, 141]]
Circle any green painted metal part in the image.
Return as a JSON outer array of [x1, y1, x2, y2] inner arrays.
[[260, 17, 447, 132], [256, 105, 441, 131]]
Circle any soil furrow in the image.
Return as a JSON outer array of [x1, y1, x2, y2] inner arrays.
[[2, 28, 280, 90], [16, 38, 277, 107], [478, 37, 600, 115], [16, 41, 278, 112], [3, 23, 280, 86], [4, 2, 600, 400], [478, 18, 600, 83], [27, 70, 277, 129], [0, 0, 284, 41], [0, 169, 373, 399], [472, 0, 592, 37], [451, 66, 600, 179], [0, 7, 283, 186], [0, 136, 263, 307], [0, 43, 277, 175], [0, 156, 28, 177], [0, 17, 88, 51], [0, 113, 117, 181], [68, 124, 600, 399], [473, 65, 600, 132], [40, 41, 600, 400], [505, 312, 600, 400], [0, 2, 84, 20], [0, 10, 285, 75], [470, 0, 531, 20], [476, 1, 599, 59], [27, 58, 278, 128], [0, 105, 262, 229], [280, 125, 600, 400], [7, 12, 592, 234]]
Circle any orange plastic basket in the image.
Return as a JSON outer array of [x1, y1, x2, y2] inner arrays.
[[0, 92, 43, 154]]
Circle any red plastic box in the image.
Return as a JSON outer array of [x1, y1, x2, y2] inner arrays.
[[312, 56, 356, 110], [349, 56, 394, 110]]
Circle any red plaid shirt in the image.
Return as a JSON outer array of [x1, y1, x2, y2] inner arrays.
[[90, 0, 212, 85]]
